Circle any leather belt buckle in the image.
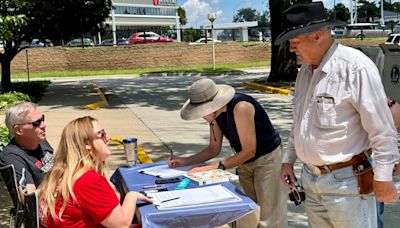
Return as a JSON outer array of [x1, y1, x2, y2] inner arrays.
[[307, 164, 322, 175]]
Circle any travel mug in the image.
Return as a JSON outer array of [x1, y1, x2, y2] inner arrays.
[[123, 138, 138, 167]]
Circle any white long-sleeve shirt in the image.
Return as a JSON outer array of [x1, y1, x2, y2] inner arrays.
[[283, 42, 399, 181]]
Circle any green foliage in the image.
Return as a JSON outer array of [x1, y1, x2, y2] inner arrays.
[[358, 0, 380, 19], [178, 7, 187, 26], [1, 0, 113, 88], [0, 125, 10, 152], [2, 81, 51, 102], [233, 8, 260, 22], [0, 81, 51, 111], [328, 3, 350, 23], [182, 28, 202, 42], [0, 92, 31, 111]]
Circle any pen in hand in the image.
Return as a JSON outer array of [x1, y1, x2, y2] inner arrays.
[[169, 149, 174, 167]]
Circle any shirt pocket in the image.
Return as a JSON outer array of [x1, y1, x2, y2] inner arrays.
[[313, 94, 337, 128]]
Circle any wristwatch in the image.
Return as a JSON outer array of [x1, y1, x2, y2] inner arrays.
[[218, 161, 226, 170]]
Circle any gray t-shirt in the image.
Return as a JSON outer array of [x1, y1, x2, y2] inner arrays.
[[0, 138, 53, 187]]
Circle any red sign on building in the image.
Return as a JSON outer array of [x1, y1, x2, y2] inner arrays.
[[153, 0, 159, 5]]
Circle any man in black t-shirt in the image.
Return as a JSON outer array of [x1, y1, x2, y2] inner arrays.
[[0, 102, 53, 194]]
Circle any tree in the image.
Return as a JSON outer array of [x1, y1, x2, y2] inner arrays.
[[182, 28, 202, 42], [178, 7, 187, 26], [0, 0, 112, 88], [328, 3, 350, 23], [268, 0, 311, 83], [357, 0, 380, 22], [233, 8, 260, 22]]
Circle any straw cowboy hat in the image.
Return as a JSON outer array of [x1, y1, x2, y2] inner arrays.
[[275, 1, 346, 45], [180, 78, 235, 120]]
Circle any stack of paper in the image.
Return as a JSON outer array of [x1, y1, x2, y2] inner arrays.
[[147, 184, 241, 210], [183, 169, 239, 185], [138, 164, 190, 178]]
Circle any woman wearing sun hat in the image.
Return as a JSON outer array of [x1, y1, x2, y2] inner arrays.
[[169, 78, 287, 228]]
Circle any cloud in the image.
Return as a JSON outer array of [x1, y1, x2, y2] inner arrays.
[[181, 0, 221, 28]]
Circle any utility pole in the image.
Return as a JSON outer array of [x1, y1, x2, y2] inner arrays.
[[380, 0, 385, 26], [350, 0, 358, 24]]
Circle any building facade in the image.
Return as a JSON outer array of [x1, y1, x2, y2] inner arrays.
[[104, 0, 180, 42]]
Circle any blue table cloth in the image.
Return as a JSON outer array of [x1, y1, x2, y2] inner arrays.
[[111, 162, 259, 228]]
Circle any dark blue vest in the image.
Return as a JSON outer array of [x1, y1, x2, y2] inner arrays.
[[216, 93, 281, 163]]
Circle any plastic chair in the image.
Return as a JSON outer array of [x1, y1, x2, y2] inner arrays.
[[0, 163, 24, 228], [23, 192, 39, 228]]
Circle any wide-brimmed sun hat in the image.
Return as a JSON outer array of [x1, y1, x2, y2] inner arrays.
[[180, 78, 235, 120], [274, 1, 346, 45]]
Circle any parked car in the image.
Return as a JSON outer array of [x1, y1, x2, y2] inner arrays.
[[332, 26, 346, 38], [66, 38, 94, 47], [189, 38, 221, 45], [128, 32, 174, 44], [345, 23, 390, 38], [385, 33, 400, 45], [101, 38, 129, 46], [20, 39, 53, 48], [263, 32, 271, 42]]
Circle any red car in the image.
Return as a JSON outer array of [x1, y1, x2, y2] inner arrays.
[[128, 32, 174, 44]]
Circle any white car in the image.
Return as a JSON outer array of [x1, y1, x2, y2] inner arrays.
[[385, 33, 400, 45], [189, 38, 221, 45]]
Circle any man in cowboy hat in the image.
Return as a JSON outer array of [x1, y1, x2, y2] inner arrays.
[[277, 1, 399, 227], [170, 78, 287, 228]]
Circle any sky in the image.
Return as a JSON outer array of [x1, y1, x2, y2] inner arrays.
[[178, 0, 400, 28]]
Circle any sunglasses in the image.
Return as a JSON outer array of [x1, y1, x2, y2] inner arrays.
[[16, 115, 45, 127], [95, 129, 109, 144]]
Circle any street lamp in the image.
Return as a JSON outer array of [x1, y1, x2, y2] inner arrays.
[[208, 13, 216, 70]]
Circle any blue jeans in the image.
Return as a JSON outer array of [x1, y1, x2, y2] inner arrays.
[[377, 201, 384, 228], [302, 165, 377, 228]]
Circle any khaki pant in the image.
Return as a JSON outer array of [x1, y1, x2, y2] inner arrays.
[[236, 146, 288, 228]]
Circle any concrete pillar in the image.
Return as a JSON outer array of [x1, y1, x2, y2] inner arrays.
[[242, 27, 249, 42], [112, 9, 117, 46], [176, 12, 181, 42]]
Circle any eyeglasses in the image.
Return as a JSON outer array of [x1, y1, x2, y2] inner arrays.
[[95, 129, 109, 145], [16, 115, 45, 127], [388, 99, 396, 108]]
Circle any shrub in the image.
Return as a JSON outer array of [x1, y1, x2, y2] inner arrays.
[[0, 80, 51, 111], [3, 81, 51, 102], [0, 92, 31, 111], [0, 125, 10, 152]]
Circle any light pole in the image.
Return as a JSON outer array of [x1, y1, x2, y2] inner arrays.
[[208, 13, 216, 70], [333, 0, 336, 20]]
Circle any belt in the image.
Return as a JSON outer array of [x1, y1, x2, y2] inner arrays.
[[307, 149, 372, 175]]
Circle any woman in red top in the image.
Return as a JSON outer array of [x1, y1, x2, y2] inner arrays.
[[38, 116, 152, 227]]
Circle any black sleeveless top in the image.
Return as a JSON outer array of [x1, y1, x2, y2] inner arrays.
[[216, 93, 281, 163]]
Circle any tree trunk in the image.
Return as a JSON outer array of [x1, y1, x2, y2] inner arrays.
[[1, 59, 12, 89], [1, 41, 19, 89], [268, 0, 311, 83]]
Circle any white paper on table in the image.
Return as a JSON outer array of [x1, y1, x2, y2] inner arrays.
[[147, 184, 242, 210], [138, 164, 190, 178]]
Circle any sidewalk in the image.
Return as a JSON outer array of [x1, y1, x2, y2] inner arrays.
[[38, 80, 170, 177]]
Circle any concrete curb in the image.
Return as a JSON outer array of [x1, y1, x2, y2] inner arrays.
[[242, 82, 292, 96]]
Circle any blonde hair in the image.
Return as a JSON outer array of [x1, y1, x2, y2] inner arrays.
[[38, 116, 105, 221]]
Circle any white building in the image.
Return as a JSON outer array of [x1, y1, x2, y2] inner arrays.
[[104, 0, 180, 43]]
